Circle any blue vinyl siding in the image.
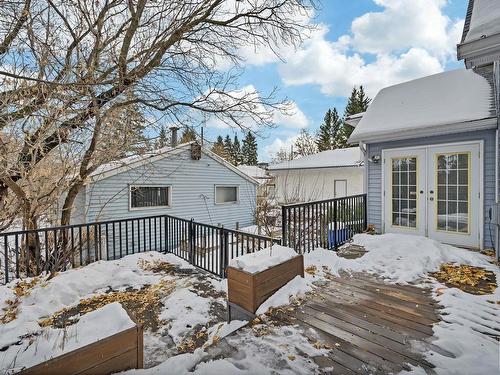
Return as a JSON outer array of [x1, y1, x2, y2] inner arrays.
[[78, 149, 256, 229], [366, 129, 496, 249]]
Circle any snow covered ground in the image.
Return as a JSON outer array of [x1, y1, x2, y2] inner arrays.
[[0, 233, 498, 374], [0, 252, 227, 372], [305, 234, 500, 374]]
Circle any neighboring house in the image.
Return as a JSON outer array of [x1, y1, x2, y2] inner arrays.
[[236, 165, 275, 199], [267, 147, 364, 203], [349, 0, 500, 252], [73, 141, 258, 229]]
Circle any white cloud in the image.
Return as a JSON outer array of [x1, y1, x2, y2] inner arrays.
[[351, 0, 462, 58], [278, 0, 464, 98], [273, 101, 309, 129], [204, 85, 308, 130], [263, 134, 300, 159]]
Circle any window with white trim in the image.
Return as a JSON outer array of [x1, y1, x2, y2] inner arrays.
[[215, 186, 238, 204], [130, 186, 170, 209]]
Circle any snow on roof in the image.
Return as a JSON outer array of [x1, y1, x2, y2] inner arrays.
[[349, 68, 496, 143], [268, 147, 363, 171], [463, 0, 500, 43], [89, 142, 259, 185], [236, 165, 270, 182], [90, 146, 174, 176]]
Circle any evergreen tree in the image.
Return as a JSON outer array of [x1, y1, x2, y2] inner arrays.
[[155, 126, 169, 149], [232, 135, 243, 165], [102, 102, 151, 157], [211, 135, 229, 159], [224, 135, 234, 163], [293, 128, 317, 157], [316, 108, 342, 151], [340, 86, 371, 147], [180, 127, 197, 143], [242, 132, 258, 165]]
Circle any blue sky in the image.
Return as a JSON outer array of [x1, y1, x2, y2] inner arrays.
[[203, 0, 468, 161]]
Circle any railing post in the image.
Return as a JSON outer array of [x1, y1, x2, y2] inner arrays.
[[188, 218, 195, 265], [223, 230, 229, 277], [363, 193, 368, 231], [333, 200, 338, 250], [281, 205, 287, 247]]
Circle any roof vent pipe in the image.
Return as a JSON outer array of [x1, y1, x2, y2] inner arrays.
[[170, 126, 179, 147]]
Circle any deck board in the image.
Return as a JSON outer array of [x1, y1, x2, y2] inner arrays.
[[268, 272, 441, 374]]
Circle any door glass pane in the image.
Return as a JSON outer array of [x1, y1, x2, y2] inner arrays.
[[436, 153, 469, 233], [391, 157, 417, 228]]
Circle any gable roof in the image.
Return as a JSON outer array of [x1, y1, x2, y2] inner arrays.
[[349, 68, 497, 144], [461, 0, 500, 44], [268, 147, 363, 171], [88, 142, 259, 185], [236, 165, 271, 183]]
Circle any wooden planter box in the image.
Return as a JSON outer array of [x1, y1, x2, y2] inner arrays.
[[20, 319, 143, 375], [227, 254, 304, 315]]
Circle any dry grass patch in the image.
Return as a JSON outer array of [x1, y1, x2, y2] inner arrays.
[[432, 263, 497, 295], [1, 277, 41, 324], [39, 280, 176, 330]]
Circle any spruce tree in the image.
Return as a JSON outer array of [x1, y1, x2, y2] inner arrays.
[[156, 126, 168, 149], [316, 108, 342, 151], [340, 86, 371, 147], [211, 135, 229, 159], [232, 135, 243, 165], [224, 135, 234, 163], [242, 132, 258, 165]]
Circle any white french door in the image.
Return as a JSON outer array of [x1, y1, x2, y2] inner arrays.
[[383, 143, 481, 249]]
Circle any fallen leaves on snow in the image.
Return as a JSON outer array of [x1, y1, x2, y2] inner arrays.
[[39, 279, 176, 329], [1, 277, 41, 324], [432, 263, 497, 295]]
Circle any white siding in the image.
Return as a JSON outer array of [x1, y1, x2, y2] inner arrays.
[[79, 149, 256, 229], [270, 167, 364, 203]]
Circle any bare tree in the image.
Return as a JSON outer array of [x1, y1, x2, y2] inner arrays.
[[0, 0, 316, 234]]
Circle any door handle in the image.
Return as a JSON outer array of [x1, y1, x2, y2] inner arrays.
[[429, 197, 434, 201], [429, 190, 434, 194]]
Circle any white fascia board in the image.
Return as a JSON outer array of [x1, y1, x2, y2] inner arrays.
[[349, 117, 497, 144], [457, 32, 500, 66]]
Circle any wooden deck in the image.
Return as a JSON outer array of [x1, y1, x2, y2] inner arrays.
[[270, 273, 441, 374]]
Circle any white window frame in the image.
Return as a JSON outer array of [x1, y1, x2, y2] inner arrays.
[[129, 184, 172, 211], [334, 179, 348, 197], [214, 185, 240, 205]]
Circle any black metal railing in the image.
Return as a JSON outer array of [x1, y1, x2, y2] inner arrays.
[[281, 194, 367, 253], [0, 214, 279, 284]]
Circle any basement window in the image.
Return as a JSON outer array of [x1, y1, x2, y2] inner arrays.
[[215, 186, 239, 204], [130, 185, 170, 209]]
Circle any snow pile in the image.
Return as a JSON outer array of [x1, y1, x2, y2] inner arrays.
[[304, 233, 494, 284], [228, 245, 298, 274], [0, 252, 187, 352], [256, 276, 312, 315], [1, 302, 135, 372], [159, 289, 211, 345], [124, 325, 328, 374], [203, 320, 248, 348]]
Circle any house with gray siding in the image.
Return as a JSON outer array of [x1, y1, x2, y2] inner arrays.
[[349, 0, 500, 256], [73, 141, 258, 229]]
